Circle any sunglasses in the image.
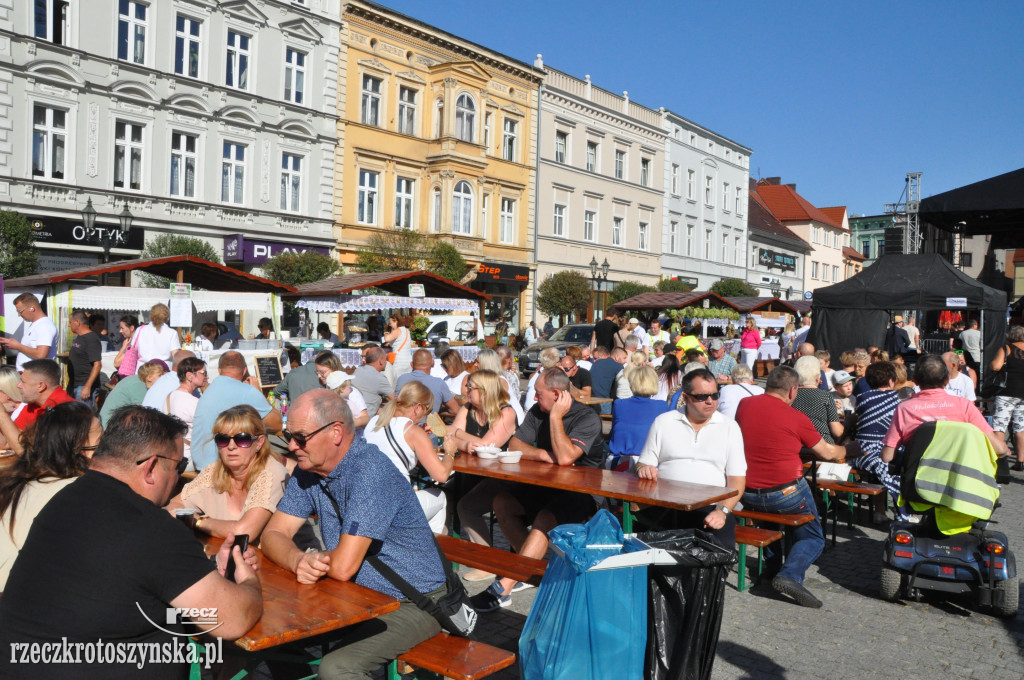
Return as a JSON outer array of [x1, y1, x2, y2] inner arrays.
[[214, 432, 256, 448], [282, 420, 340, 448], [685, 392, 720, 402], [136, 454, 189, 476]]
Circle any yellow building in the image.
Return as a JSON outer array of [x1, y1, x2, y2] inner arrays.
[[337, 1, 543, 334]]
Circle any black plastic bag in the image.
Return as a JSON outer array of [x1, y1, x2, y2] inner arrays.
[[638, 529, 737, 680]]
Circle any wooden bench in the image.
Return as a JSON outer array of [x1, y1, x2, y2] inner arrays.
[[815, 479, 885, 546], [735, 525, 783, 592], [732, 510, 815, 592], [437, 534, 547, 587], [396, 632, 517, 680]]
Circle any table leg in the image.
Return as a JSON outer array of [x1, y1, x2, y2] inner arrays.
[[622, 503, 633, 533]]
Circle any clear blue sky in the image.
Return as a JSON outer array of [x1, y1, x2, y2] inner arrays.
[[380, 1, 1023, 216]]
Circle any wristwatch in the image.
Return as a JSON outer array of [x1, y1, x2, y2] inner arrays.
[[717, 505, 731, 515]]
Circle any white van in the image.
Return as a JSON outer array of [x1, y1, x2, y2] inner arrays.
[[425, 315, 484, 345]]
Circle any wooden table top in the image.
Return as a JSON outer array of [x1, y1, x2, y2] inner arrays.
[[575, 395, 613, 405], [454, 455, 737, 512], [198, 536, 399, 652]]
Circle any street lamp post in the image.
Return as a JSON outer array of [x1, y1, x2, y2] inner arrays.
[[83, 198, 133, 285], [770, 280, 782, 298], [589, 256, 610, 322]]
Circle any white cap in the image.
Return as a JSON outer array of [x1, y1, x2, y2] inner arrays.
[[325, 371, 351, 390]]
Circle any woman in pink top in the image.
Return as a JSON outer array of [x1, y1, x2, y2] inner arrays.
[[739, 317, 762, 369]]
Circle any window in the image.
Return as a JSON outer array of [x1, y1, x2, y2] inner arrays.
[[361, 75, 382, 126], [833, 232, 840, 248], [284, 47, 306, 104], [502, 119, 517, 161], [483, 113, 492, 148], [480, 193, 488, 235], [812, 226, 821, 243], [31, 104, 66, 180], [395, 177, 414, 229], [433, 98, 443, 138], [862, 240, 870, 259], [707, 141, 714, 154], [734, 237, 741, 265], [113, 120, 143, 191], [722, 182, 729, 211], [612, 217, 623, 246], [357, 169, 378, 224], [704, 176, 714, 205], [704, 230, 712, 259], [878, 239, 885, 254], [669, 221, 678, 254], [117, 1, 147, 65], [431, 187, 441, 232], [220, 141, 245, 204], [735, 187, 742, 214], [671, 164, 680, 194], [34, 0, 70, 45], [639, 222, 649, 251], [584, 211, 596, 242], [961, 252, 973, 268], [811, 261, 819, 279], [499, 198, 514, 244], [174, 15, 200, 78], [687, 169, 695, 199], [721, 233, 728, 261], [552, 204, 565, 237], [586, 141, 597, 172], [614, 150, 625, 180], [689, 133, 696, 146], [452, 180, 473, 235], [686, 224, 694, 256], [280, 153, 301, 212], [640, 158, 650, 186], [555, 131, 567, 163], [225, 30, 250, 90], [832, 265, 839, 282], [455, 94, 475, 142], [169, 131, 196, 198], [397, 86, 416, 135]]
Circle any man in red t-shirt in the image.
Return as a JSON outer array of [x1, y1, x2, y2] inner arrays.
[[735, 365, 853, 608], [0, 360, 75, 453]]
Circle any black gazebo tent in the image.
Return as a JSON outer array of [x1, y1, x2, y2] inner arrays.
[[808, 254, 1007, 374], [918, 168, 1024, 237]]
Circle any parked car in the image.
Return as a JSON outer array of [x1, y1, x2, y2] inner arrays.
[[425, 315, 484, 346], [519, 323, 594, 377]]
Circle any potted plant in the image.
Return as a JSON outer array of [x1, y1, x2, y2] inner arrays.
[[409, 316, 431, 346]]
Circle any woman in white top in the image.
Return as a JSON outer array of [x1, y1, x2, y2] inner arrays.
[[383, 315, 413, 380], [655, 354, 684, 401], [496, 346, 521, 402], [325, 371, 370, 432], [0, 402, 101, 588], [524, 347, 561, 412], [167, 357, 208, 463], [615, 350, 649, 399], [195, 322, 219, 352], [476, 348, 524, 424], [134, 303, 181, 367], [364, 380, 455, 533], [440, 349, 470, 398]]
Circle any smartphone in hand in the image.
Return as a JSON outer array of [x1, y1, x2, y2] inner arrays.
[[224, 534, 249, 582]]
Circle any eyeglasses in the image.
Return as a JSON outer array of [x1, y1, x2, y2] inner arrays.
[[136, 454, 189, 476], [282, 421, 341, 448], [193, 369, 208, 376], [465, 383, 478, 392], [685, 392, 720, 402], [81, 445, 98, 452], [14, 307, 30, 317], [214, 432, 256, 448]]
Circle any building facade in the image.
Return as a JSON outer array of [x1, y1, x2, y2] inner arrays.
[[337, 1, 542, 335], [754, 179, 850, 293], [535, 64, 665, 321], [2, 0, 340, 283], [746, 183, 809, 299], [849, 213, 892, 266], [661, 110, 751, 290]]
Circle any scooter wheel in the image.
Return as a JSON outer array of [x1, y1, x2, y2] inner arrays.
[[880, 563, 903, 601], [992, 575, 1019, 618]]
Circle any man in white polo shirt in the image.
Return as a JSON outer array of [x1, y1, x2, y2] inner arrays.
[[635, 367, 746, 548], [0, 293, 57, 370]]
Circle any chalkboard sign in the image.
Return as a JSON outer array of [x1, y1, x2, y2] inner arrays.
[[254, 353, 284, 390]]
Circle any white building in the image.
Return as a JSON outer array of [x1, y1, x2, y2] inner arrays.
[[1, 0, 339, 280], [660, 110, 751, 289]]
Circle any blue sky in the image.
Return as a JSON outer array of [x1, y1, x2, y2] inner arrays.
[[380, 1, 1023, 216]]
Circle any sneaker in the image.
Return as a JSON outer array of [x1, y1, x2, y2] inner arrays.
[[771, 575, 823, 609], [461, 568, 496, 582], [469, 581, 511, 613], [510, 580, 535, 593]]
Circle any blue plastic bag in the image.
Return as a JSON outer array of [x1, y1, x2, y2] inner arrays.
[[519, 509, 648, 680]]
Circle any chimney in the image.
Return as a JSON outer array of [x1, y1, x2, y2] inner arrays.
[[786, 183, 796, 190], [765, 177, 781, 185]]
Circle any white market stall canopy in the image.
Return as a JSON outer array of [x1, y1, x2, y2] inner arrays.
[[67, 286, 277, 313], [297, 294, 479, 315]]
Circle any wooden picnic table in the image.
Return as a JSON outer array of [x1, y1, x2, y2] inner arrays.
[[197, 536, 399, 652], [574, 395, 613, 406], [454, 455, 737, 532]]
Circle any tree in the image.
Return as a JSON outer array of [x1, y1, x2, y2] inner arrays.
[[657, 277, 694, 293], [426, 242, 469, 283], [262, 250, 340, 287], [138, 233, 222, 288], [0, 210, 38, 279], [608, 280, 656, 306], [710, 277, 759, 297], [536, 271, 591, 320], [355, 229, 427, 273]]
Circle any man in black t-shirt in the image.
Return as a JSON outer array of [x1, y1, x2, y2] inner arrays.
[[470, 369, 603, 613], [68, 310, 102, 405], [558, 355, 592, 399], [591, 309, 620, 352], [0, 406, 262, 680]]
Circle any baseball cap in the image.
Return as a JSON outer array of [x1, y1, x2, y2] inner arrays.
[[325, 371, 352, 390], [628, 317, 640, 324], [707, 338, 725, 350], [831, 370, 855, 387]]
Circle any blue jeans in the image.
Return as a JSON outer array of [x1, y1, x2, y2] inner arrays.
[[741, 478, 823, 583], [600, 402, 612, 416], [73, 385, 94, 408]]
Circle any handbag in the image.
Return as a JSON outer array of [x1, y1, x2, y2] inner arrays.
[[980, 345, 1010, 399], [118, 327, 143, 377], [387, 327, 409, 365], [316, 479, 476, 637]]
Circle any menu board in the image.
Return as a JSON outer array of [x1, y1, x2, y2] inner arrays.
[[254, 353, 284, 390]]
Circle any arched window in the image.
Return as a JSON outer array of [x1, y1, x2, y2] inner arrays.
[[452, 180, 473, 235], [455, 94, 475, 142]]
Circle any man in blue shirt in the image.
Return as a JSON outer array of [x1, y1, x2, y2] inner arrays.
[[261, 391, 446, 680], [590, 346, 625, 415], [190, 351, 282, 470], [396, 349, 460, 415]]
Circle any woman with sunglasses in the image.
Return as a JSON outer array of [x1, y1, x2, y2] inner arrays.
[[446, 370, 517, 455], [364, 380, 453, 533], [476, 348, 525, 424], [170, 404, 288, 544], [166, 357, 208, 465], [0, 401, 100, 588]]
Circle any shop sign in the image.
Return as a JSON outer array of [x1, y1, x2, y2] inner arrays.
[[37, 252, 100, 274], [758, 248, 796, 272], [30, 216, 145, 250], [946, 297, 967, 308], [223, 234, 330, 265], [476, 262, 529, 285]]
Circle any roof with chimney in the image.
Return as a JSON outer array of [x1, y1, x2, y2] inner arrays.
[[754, 178, 847, 231], [747, 183, 812, 252]]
